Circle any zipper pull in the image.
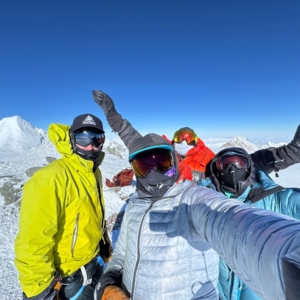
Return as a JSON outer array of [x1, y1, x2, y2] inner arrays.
[[227, 270, 232, 281]]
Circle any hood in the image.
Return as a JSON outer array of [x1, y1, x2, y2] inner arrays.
[[209, 147, 257, 197], [48, 123, 73, 157], [48, 123, 105, 168]]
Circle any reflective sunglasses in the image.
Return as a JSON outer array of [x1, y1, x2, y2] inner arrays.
[[74, 130, 105, 148], [216, 152, 250, 171], [173, 128, 198, 146], [131, 148, 174, 178]]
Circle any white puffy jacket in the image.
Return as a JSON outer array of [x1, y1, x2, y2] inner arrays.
[[105, 180, 300, 300]]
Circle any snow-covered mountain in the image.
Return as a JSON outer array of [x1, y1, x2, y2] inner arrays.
[[0, 116, 47, 151], [0, 116, 299, 300], [257, 141, 287, 149], [219, 136, 260, 153]]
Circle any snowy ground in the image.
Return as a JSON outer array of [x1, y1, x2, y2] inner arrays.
[[1, 122, 300, 299]]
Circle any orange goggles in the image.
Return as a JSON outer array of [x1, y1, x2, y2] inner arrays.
[[173, 128, 198, 146]]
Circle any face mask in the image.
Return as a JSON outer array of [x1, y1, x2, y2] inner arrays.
[[70, 130, 102, 162], [217, 165, 249, 191], [137, 169, 174, 198], [174, 141, 194, 157], [75, 148, 101, 162]]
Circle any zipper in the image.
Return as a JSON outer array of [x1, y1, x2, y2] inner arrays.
[[96, 179, 105, 230], [237, 281, 243, 300], [200, 148, 209, 166], [191, 148, 209, 181], [71, 212, 80, 257], [131, 201, 155, 299], [228, 270, 234, 300]]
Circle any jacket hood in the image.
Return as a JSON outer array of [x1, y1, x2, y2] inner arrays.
[[48, 123, 73, 157], [209, 147, 257, 197], [48, 123, 105, 167]]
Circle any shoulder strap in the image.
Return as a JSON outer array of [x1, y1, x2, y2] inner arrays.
[[247, 185, 285, 203]]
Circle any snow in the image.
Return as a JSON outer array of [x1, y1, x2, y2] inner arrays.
[[0, 116, 46, 151], [0, 116, 300, 299]]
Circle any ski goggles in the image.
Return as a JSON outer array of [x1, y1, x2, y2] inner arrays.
[[131, 148, 175, 178], [74, 130, 105, 148], [216, 152, 250, 171], [173, 128, 198, 146]]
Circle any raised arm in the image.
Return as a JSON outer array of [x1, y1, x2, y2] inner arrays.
[[251, 125, 300, 174], [92, 90, 142, 149], [189, 186, 300, 300]]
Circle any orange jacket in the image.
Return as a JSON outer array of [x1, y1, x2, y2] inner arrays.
[[162, 135, 215, 182]]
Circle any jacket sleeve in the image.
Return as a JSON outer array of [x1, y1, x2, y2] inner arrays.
[[189, 186, 300, 300], [250, 145, 300, 174], [250, 125, 300, 174], [14, 171, 61, 297], [92, 90, 142, 149], [109, 117, 143, 149], [274, 188, 300, 219]]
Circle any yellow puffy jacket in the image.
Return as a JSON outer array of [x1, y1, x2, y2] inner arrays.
[[14, 123, 106, 297]]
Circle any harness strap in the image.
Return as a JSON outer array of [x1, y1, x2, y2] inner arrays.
[[248, 185, 285, 203], [69, 255, 104, 300], [80, 265, 92, 286]]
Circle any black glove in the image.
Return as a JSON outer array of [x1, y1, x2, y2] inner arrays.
[[92, 90, 117, 118], [291, 125, 300, 148], [99, 227, 113, 263]]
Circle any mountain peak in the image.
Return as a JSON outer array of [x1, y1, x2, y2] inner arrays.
[[0, 116, 46, 151], [220, 136, 260, 153]]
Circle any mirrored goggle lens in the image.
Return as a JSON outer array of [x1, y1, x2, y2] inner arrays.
[[131, 148, 174, 178], [75, 131, 105, 147], [216, 152, 250, 170], [173, 129, 197, 146]]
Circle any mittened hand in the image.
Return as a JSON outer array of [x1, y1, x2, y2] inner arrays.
[[99, 228, 113, 263], [92, 90, 117, 118], [100, 241, 113, 263], [101, 285, 129, 300]]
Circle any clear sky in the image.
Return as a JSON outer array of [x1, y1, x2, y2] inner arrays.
[[1, 0, 299, 142]]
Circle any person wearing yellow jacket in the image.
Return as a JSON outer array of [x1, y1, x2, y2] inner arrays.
[[14, 114, 111, 300]]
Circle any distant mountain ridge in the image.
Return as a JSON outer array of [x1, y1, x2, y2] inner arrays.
[[0, 116, 286, 155], [0, 116, 128, 159]]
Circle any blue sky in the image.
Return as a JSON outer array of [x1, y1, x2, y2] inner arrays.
[[1, 1, 299, 142]]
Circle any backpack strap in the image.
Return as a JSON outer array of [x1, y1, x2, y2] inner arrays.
[[247, 185, 285, 203]]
